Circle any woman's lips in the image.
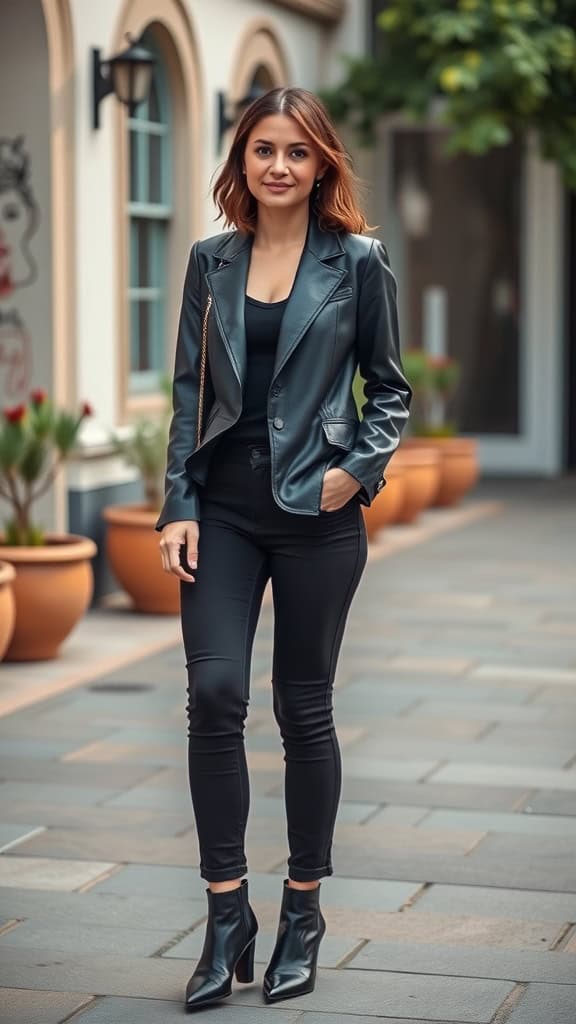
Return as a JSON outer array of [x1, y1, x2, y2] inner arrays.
[[263, 183, 292, 192]]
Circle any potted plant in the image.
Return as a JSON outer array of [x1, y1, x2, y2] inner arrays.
[[102, 375, 178, 614], [388, 350, 443, 522], [0, 391, 97, 661], [352, 369, 407, 538], [400, 349, 479, 507], [0, 560, 16, 660]]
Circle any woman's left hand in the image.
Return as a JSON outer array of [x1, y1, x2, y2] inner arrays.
[[320, 467, 361, 511]]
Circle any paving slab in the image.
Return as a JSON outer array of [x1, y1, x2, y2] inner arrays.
[[305, 908, 563, 949], [71, 998, 301, 1023], [0, 824, 45, 853], [505, 983, 576, 1023], [0, 947, 196, 1000], [428, 763, 576, 791], [524, 791, 576, 816], [0, 988, 94, 1024], [0, 758, 158, 787], [0, 888, 208, 932], [346, 941, 576, 983], [339, 778, 530, 811], [0, 781, 131, 805], [0, 856, 116, 891], [325, 848, 576, 892], [295, 1015, 457, 1024], [416, 809, 576, 837], [345, 736, 574, 768], [0, 920, 181, 957], [0, 801, 192, 834], [231, 966, 515, 1022], [413, 884, 576, 922], [298, 1018, 457, 1024]]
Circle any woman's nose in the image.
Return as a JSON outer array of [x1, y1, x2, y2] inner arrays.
[[271, 154, 289, 174]]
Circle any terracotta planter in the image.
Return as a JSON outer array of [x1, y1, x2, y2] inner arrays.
[[0, 534, 97, 661], [0, 560, 16, 660], [102, 504, 179, 614], [391, 445, 442, 524], [403, 436, 479, 507], [361, 461, 406, 540]]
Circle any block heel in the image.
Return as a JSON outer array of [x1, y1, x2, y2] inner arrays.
[[235, 935, 256, 983]]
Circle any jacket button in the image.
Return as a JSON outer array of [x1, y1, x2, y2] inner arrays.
[[273, 417, 284, 429]]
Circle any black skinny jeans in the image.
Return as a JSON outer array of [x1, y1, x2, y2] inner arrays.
[[179, 435, 368, 882]]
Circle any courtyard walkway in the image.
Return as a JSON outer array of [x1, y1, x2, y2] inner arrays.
[[1, 477, 575, 1023]]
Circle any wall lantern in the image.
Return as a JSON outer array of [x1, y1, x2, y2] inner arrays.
[[216, 86, 265, 153], [92, 33, 156, 130]]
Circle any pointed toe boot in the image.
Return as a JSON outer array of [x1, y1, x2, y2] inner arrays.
[[263, 878, 326, 1004], [184, 878, 258, 1012]]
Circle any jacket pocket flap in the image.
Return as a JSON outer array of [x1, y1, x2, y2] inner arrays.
[[321, 417, 358, 449]]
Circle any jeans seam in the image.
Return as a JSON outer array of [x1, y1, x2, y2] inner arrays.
[[321, 516, 363, 870], [236, 555, 269, 870]]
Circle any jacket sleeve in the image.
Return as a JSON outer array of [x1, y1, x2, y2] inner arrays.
[[155, 241, 204, 532], [335, 239, 412, 507]]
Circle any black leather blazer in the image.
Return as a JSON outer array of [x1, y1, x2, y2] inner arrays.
[[155, 211, 412, 531]]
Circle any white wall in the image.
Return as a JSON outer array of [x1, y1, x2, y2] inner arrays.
[[69, 0, 125, 446]]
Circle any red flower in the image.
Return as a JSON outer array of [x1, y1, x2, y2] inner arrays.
[[429, 356, 456, 370], [80, 401, 93, 418], [30, 388, 48, 406], [4, 404, 26, 424]]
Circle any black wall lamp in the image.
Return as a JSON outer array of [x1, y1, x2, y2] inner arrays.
[[216, 86, 265, 153], [92, 33, 156, 130]]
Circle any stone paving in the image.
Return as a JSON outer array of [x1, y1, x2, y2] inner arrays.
[[0, 476, 575, 1023]]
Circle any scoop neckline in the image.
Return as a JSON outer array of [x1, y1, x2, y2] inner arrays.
[[245, 294, 290, 307]]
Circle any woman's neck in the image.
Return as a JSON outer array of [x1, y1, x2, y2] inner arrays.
[[252, 203, 310, 252]]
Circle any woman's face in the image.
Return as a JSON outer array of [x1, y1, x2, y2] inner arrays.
[[0, 188, 36, 295], [242, 114, 326, 212]]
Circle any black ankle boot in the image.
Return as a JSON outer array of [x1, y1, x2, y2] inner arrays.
[[263, 878, 326, 1004], [184, 878, 258, 1012]]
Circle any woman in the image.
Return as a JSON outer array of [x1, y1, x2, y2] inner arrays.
[[157, 87, 411, 1012]]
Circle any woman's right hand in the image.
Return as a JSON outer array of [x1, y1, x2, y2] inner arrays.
[[159, 520, 200, 583]]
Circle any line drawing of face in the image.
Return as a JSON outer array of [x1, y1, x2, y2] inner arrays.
[[0, 309, 32, 404], [0, 137, 39, 300]]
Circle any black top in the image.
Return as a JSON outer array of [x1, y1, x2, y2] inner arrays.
[[222, 294, 288, 445]]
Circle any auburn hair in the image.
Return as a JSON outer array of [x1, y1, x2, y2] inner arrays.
[[211, 87, 374, 235]]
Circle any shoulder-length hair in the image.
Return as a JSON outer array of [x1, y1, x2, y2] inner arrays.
[[211, 87, 374, 235]]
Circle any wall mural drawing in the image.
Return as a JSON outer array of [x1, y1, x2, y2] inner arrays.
[[0, 136, 40, 407]]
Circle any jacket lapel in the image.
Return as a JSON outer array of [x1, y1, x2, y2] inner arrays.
[[204, 212, 346, 392]]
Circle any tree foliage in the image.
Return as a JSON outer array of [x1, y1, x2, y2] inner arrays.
[[320, 0, 576, 187]]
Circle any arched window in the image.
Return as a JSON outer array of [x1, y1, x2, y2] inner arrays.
[[127, 30, 171, 395]]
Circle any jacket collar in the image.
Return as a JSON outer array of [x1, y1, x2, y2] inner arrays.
[[209, 209, 345, 263], [205, 210, 346, 393]]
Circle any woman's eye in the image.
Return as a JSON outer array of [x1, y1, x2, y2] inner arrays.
[[253, 146, 308, 158]]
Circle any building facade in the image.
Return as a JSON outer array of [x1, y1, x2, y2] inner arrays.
[[0, 0, 368, 596], [1, 0, 572, 601]]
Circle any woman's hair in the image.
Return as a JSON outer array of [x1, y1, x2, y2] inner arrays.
[[211, 87, 373, 235]]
